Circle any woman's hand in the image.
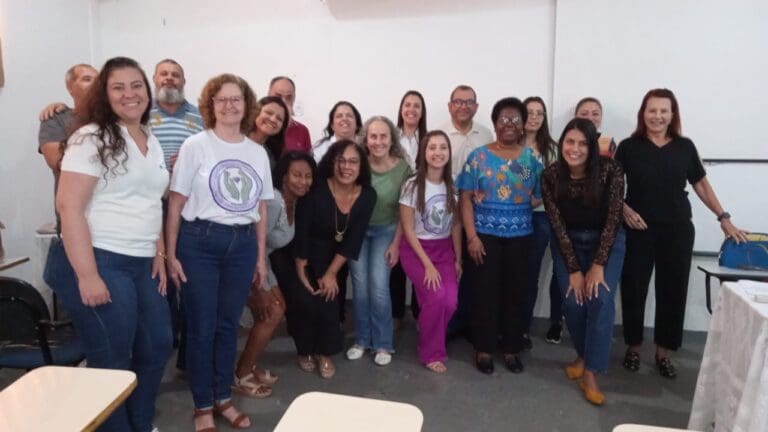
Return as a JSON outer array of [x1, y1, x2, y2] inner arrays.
[[385, 241, 399, 268], [79, 274, 111, 307], [468, 236, 486, 265], [584, 264, 608, 300], [566, 271, 586, 306], [296, 258, 315, 294], [423, 262, 442, 291], [248, 285, 274, 322], [152, 255, 167, 296], [623, 203, 648, 230], [253, 258, 268, 289], [318, 271, 339, 302], [721, 219, 749, 243], [167, 255, 187, 289]]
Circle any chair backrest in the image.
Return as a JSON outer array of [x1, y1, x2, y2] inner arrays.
[[0, 276, 51, 342]]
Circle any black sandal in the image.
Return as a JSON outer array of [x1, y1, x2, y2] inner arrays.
[[655, 356, 677, 379], [475, 352, 494, 375], [623, 349, 640, 372]]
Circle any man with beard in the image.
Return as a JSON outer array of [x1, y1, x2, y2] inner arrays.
[[150, 59, 203, 170]]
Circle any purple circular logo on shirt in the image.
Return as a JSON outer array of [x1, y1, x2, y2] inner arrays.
[[423, 194, 450, 235], [209, 159, 262, 212]]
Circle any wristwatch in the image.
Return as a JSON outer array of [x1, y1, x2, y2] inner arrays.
[[717, 211, 731, 222]]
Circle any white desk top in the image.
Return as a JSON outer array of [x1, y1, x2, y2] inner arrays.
[[274, 391, 424, 432], [613, 424, 692, 431], [0, 366, 136, 432]]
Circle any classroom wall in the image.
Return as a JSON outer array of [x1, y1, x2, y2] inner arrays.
[[1, 0, 764, 331], [0, 0, 95, 303]]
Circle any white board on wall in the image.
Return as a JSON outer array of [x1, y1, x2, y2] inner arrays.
[[551, 0, 768, 160], [689, 162, 768, 254]]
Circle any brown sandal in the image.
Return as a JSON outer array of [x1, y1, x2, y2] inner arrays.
[[298, 355, 316, 372], [253, 367, 279, 385], [231, 373, 272, 399], [213, 400, 250, 429], [193, 408, 218, 432], [317, 356, 336, 379]]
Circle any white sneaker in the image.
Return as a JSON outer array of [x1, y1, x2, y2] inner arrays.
[[346, 344, 365, 360], [374, 350, 392, 366]]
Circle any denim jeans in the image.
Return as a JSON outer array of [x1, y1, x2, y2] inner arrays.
[[349, 223, 396, 352], [177, 219, 256, 409], [551, 228, 626, 373], [524, 212, 562, 332], [51, 246, 172, 432]]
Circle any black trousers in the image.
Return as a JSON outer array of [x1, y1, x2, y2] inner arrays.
[[468, 233, 532, 354], [620, 220, 694, 350], [337, 264, 349, 323], [272, 244, 342, 356], [390, 262, 420, 319]]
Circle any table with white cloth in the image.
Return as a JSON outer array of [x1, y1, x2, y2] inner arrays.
[[689, 280, 768, 432]]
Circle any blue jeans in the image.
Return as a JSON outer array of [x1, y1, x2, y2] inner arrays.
[[177, 219, 256, 409], [551, 228, 626, 373], [524, 212, 562, 332], [51, 246, 172, 432], [348, 223, 395, 352]]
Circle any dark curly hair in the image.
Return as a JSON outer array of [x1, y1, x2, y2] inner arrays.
[[317, 139, 371, 187], [273, 151, 316, 190], [63, 56, 153, 178]]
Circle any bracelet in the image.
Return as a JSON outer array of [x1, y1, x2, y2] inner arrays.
[[156, 251, 167, 260]]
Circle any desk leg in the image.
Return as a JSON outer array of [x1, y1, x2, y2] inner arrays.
[[705, 275, 712, 314]]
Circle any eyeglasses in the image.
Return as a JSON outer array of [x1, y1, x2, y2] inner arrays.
[[336, 157, 360, 166], [499, 115, 522, 126], [213, 96, 244, 106], [451, 98, 477, 107], [527, 110, 545, 119]]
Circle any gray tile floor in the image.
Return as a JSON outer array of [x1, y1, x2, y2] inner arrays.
[[0, 316, 706, 432]]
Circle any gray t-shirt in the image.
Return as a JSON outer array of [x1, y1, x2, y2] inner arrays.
[[262, 189, 295, 290], [38, 108, 75, 153]]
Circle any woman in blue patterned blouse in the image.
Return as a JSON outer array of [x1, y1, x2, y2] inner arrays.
[[456, 97, 544, 374]]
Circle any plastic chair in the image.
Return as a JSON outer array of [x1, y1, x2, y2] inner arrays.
[[0, 276, 83, 369]]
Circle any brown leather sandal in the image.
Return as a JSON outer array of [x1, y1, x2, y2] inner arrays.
[[193, 408, 218, 432], [213, 400, 250, 429], [231, 373, 272, 399]]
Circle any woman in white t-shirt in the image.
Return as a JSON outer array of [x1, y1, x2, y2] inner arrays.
[[56, 56, 171, 432], [166, 74, 273, 431], [398, 130, 462, 373]]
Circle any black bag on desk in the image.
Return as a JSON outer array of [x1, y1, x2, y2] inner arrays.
[[719, 233, 768, 270]]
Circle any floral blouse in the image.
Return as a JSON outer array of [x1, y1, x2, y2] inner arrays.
[[541, 158, 625, 273], [456, 145, 543, 237]]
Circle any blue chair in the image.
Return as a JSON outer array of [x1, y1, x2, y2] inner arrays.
[[0, 276, 84, 369]]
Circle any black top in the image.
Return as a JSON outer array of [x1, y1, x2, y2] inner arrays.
[[541, 158, 625, 272], [615, 136, 706, 223], [295, 179, 376, 275]]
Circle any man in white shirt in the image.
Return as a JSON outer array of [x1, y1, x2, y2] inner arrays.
[[438, 85, 494, 178]]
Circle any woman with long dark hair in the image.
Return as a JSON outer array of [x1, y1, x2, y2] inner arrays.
[[249, 96, 289, 168], [616, 88, 747, 379], [521, 96, 561, 347], [56, 56, 172, 431], [542, 118, 625, 405]]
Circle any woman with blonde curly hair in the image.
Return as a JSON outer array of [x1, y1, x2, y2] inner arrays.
[[166, 73, 271, 431]]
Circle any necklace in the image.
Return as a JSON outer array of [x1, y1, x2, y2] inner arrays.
[[334, 207, 350, 243]]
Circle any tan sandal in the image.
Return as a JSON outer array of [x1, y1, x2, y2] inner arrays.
[[213, 400, 250, 429], [317, 356, 336, 379], [193, 408, 218, 432], [298, 355, 316, 372], [253, 366, 279, 385], [425, 361, 447, 373], [231, 373, 272, 399]]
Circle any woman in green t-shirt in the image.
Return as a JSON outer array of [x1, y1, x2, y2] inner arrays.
[[347, 116, 411, 367]]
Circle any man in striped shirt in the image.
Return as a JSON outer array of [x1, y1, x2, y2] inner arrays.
[[150, 59, 203, 170]]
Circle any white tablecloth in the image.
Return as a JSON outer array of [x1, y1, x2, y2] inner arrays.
[[689, 280, 768, 432]]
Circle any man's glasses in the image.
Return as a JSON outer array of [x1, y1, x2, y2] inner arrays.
[[451, 99, 477, 107]]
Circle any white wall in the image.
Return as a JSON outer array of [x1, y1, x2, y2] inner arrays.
[[92, 0, 555, 140], [0, 0, 94, 304]]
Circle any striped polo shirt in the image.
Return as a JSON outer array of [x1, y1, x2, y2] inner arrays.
[[149, 101, 204, 169]]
